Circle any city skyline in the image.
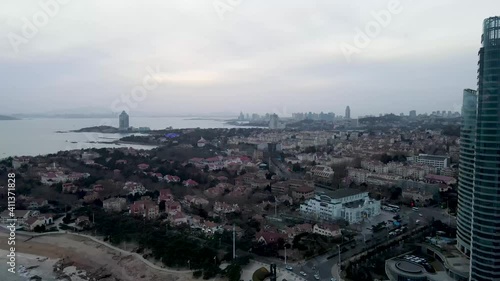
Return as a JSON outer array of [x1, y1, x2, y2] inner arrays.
[[1, 0, 498, 117]]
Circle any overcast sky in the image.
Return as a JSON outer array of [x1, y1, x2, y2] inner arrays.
[[0, 0, 497, 117]]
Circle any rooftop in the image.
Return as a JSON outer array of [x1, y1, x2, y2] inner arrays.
[[328, 188, 365, 199]]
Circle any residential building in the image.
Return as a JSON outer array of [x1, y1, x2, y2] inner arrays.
[[103, 197, 127, 212], [0, 210, 32, 226], [119, 111, 129, 131], [308, 165, 335, 183], [313, 224, 341, 238], [292, 185, 315, 200], [407, 154, 450, 169], [456, 16, 500, 281], [300, 189, 381, 223], [158, 189, 174, 203], [129, 200, 160, 219]]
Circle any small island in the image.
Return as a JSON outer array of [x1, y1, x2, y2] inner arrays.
[[0, 114, 19, 120], [71, 125, 120, 133]]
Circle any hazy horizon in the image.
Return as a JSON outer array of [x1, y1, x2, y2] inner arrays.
[[1, 0, 497, 117]]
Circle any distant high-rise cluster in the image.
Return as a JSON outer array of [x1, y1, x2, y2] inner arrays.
[[119, 111, 129, 131], [409, 110, 417, 118], [456, 16, 500, 281]]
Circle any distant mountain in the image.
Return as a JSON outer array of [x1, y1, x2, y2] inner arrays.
[[0, 115, 19, 120]]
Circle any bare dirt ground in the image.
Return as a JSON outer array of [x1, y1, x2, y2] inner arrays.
[[0, 233, 199, 281]]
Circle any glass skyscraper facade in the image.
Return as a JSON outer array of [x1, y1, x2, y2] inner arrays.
[[457, 16, 500, 281], [457, 89, 477, 256]]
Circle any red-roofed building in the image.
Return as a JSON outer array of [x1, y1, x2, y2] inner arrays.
[[164, 175, 181, 183], [168, 212, 188, 225], [183, 179, 199, 187], [158, 189, 174, 203], [166, 201, 182, 216], [129, 200, 159, 219], [137, 163, 150, 170], [255, 231, 287, 245]]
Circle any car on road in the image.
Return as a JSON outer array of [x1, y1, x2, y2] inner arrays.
[[331, 278, 337, 281], [314, 274, 320, 280], [285, 265, 293, 271], [299, 271, 307, 276], [419, 213, 423, 217], [412, 207, 419, 211]]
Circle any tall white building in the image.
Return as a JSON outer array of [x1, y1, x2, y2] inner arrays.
[[300, 189, 380, 223], [268, 114, 285, 129], [345, 106, 351, 119], [119, 111, 129, 131]]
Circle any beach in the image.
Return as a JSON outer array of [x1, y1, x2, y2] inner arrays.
[[0, 232, 197, 281]]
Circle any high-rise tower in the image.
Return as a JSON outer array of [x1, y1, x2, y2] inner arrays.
[[457, 89, 477, 256], [345, 106, 351, 119], [456, 16, 500, 281], [119, 111, 129, 131]]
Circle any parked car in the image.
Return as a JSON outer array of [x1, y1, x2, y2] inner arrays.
[[285, 265, 293, 271], [300, 271, 307, 276]]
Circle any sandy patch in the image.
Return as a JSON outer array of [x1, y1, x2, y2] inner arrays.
[[0, 233, 199, 281]]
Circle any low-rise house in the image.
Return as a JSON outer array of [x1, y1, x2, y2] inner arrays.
[[1, 210, 31, 225], [213, 202, 240, 214], [292, 185, 315, 200], [124, 181, 147, 195], [103, 197, 127, 212], [76, 216, 91, 227], [23, 217, 46, 231], [308, 165, 335, 183], [137, 163, 150, 170], [130, 200, 160, 219], [62, 183, 78, 193], [201, 221, 221, 235], [183, 195, 209, 206], [183, 179, 199, 187], [164, 175, 181, 183], [313, 224, 341, 238], [83, 192, 99, 203], [158, 189, 174, 203], [168, 212, 188, 225], [26, 198, 49, 209], [255, 231, 287, 245], [166, 201, 182, 216], [93, 184, 104, 192]]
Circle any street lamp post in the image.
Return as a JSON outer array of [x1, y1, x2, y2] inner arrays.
[[337, 245, 341, 267], [284, 245, 287, 265]]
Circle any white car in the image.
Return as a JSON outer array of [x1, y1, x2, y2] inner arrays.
[[285, 265, 293, 271], [331, 278, 337, 281], [419, 213, 423, 217], [299, 271, 307, 276], [314, 274, 320, 280]]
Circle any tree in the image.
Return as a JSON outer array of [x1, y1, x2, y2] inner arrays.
[[292, 163, 301, 172], [62, 213, 71, 224], [159, 200, 166, 212], [226, 263, 242, 281]]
